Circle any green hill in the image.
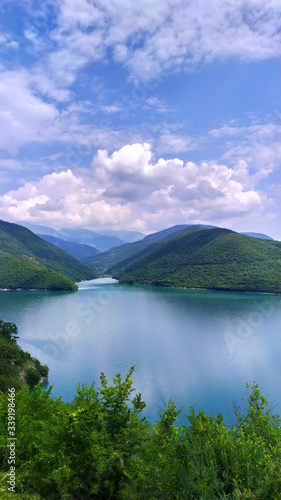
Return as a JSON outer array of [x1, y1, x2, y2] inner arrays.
[[0, 220, 99, 290], [85, 224, 194, 273], [0, 251, 78, 291], [113, 226, 281, 293]]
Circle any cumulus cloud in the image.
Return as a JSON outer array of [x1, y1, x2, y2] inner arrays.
[[0, 2, 279, 238], [0, 144, 266, 232]]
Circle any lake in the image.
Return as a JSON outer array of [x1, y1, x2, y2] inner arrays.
[[0, 278, 280, 426]]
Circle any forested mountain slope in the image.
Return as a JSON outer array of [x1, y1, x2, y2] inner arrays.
[[85, 224, 195, 273], [0, 220, 98, 289], [113, 226, 281, 293]]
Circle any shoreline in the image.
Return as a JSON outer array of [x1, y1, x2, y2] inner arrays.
[[1, 283, 280, 295], [118, 281, 281, 295], [0, 288, 77, 292]]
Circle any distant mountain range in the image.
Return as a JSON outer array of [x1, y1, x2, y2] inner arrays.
[[86, 225, 281, 293], [92, 229, 146, 243], [0, 220, 98, 290], [3, 220, 279, 293], [18, 222, 145, 252], [241, 232, 273, 240], [38, 234, 100, 261]]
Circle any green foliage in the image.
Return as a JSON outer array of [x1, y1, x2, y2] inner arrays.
[[38, 364, 49, 378], [0, 366, 150, 500], [0, 319, 280, 498], [123, 382, 281, 500], [0, 369, 280, 500], [25, 368, 41, 387], [0, 321, 18, 344], [0, 219, 98, 288], [0, 319, 48, 392], [0, 251, 78, 290], [113, 227, 281, 293], [0, 336, 24, 392]]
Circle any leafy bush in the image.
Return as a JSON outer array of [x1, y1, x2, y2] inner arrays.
[[38, 364, 49, 378], [0, 320, 49, 392], [0, 321, 18, 344], [0, 319, 280, 498], [0, 369, 280, 500], [25, 368, 41, 387]]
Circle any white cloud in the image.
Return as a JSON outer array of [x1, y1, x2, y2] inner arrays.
[[0, 32, 19, 49], [156, 130, 199, 154], [0, 69, 122, 156], [0, 69, 60, 154], [101, 104, 123, 114], [143, 97, 172, 114], [0, 158, 26, 172], [0, 158, 27, 190], [101, 0, 280, 80], [0, 0, 279, 159], [0, 169, 129, 227], [0, 143, 267, 233], [210, 122, 281, 175], [0, 2, 279, 238], [11, 0, 279, 99]]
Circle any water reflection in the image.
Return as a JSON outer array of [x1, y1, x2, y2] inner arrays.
[[0, 282, 280, 424]]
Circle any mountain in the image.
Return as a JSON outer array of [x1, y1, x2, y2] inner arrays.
[[85, 225, 194, 273], [241, 232, 273, 240], [85, 224, 219, 273], [38, 234, 100, 261], [58, 228, 125, 251], [0, 220, 98, 290], [17, 222, 62, 238], [0, 252, 79, 291], [94, 229, 145, 243], [18, 222, 126, 252], [111, 226, 281, 293]]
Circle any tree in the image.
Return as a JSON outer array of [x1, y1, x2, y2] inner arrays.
[[25, 368, 41, 387], [0, 320, 19, 344]]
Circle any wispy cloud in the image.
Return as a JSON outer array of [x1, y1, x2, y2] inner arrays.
[[0, 1, 280, 155], [143, 97, 172, 114], [100, 104, 123, 114], [210, 122, 281, 175], [0, 32, 19, 49]]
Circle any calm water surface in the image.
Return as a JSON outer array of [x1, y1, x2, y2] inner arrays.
[[0, 279, 280, 425]]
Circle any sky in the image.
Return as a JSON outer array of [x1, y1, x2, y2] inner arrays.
[[0, 0, 280, 239]]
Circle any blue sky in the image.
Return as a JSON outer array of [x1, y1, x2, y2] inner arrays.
[[0, 0, 280, 239]]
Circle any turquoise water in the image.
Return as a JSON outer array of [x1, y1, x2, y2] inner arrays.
[[0, 279, 280, 425]]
